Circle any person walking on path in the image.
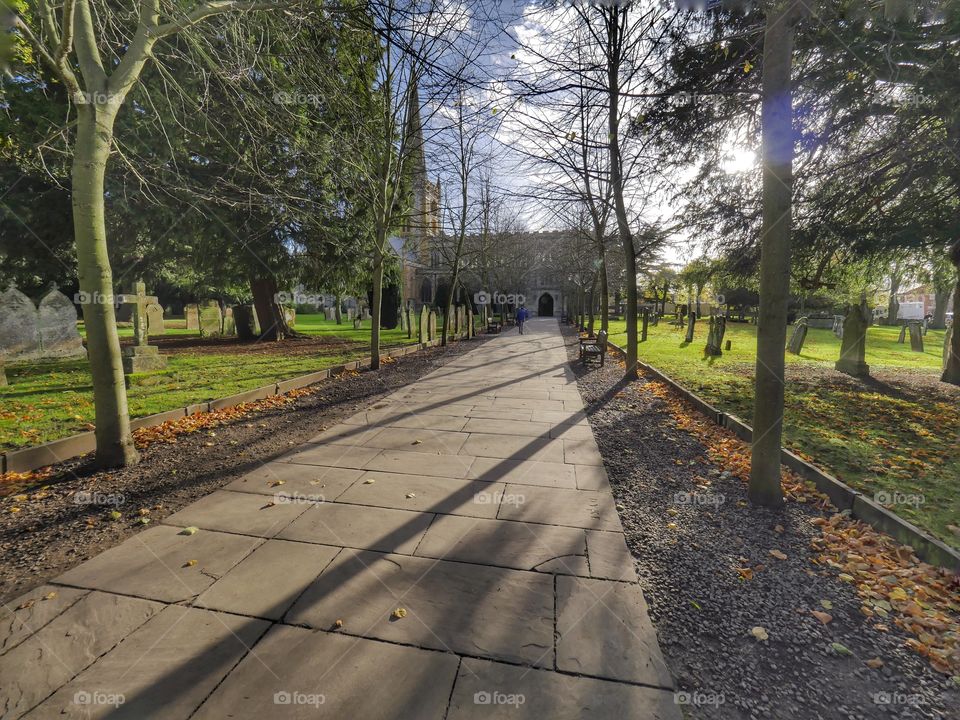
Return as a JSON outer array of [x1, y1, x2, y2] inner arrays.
[[516, 305, 529, 335]]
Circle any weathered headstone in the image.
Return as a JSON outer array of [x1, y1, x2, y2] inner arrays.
[[897, 324, 907, 344], [835, 302, 870, 377], [38, 284, 86, 358], [705, 315, 726, 356], [641, 307, 650, 342], [324, 307, 336, 321], [118, 281, 167, 373], [684, 311, 697, 343], [146, 303, 165, 336], [908, 321, 924, 352], [832, 314, 844, 338], [428, 310, 437, 341], [199, 301, 223, 337], [0, 284, 41, 361], [419, 306, 428, 344], [283, 306, 296, 327], [347, 308, 355, 321], [233, 305, 260, 340], [185, 303, 200, 330], [467, 308, 474, 338], [787, 316, 808, 355], [222, 306, 236, 336], [362, 308, 371, 321]]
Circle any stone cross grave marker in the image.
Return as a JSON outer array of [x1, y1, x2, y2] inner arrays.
[[908, 321, 924, 352], [0, 284, 41, 361], [118, 281, 167, 373], [787, 317, 808, 355], [38, 284, 86, 358]]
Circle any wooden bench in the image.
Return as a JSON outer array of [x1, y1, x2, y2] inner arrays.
[[580, 330, 608, 367], [486, 320, 502, 334]]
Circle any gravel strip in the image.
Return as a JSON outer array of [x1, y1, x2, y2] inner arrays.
[[564, 325, 958, 720], [0, 337, 490, 604]]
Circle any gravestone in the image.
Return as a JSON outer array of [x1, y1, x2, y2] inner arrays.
[[787, 317, 808, 355], [405, 306, 413, 339], [835, 302, 870, 377], [0, 285, 41, 361], [283, 306, 296, 328], [419, 306, 428, 344], [705, 315, 726, 356], [185, 304, 200, 330], [908, 321, 924, 352], [233, 305, 260, 341], [363, 308, 371, 321], [897, 324, 907, 344], [467, 308, 474, 338], [324, 307, 336, 321], [38, 284, 86, 358], [428, 310, 437, 341], [199, 301, 223, 337], [457, 306, 466, 338], [222, 306, 236, 336], [347, 308, 355, 321], [684, 311, 697, 343], [118, 281, 167, 373], [146, 303, 165, 336], [650, 312, 660, 327], [831, 314, 844, 338], [641, 307, 650, 342]]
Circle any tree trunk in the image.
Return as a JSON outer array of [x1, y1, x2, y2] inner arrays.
[[932, 285, 950, 329], [749, 2, 798, 509], [370, 248, 384, 370], [942, 243, 960, 385], [605, 9, 638, 379], [335, 293, 343, 324], [251, 276, 293, 341], [599, 256, 609, 332], [73, 107, 139, 468], [887, 270, 901, 325]]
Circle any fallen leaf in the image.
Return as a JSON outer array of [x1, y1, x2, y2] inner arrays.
[[183, 559, 197, 568], [666, 522, 678, 530], [16, 600, 35, 610], [334, 619, 343, 628], [108, 510, 122, 521], [889, 587, 908, 602], [180, 526, 199, 535], [363, 478, 376, 485], [666, 508, 679, 517], [811, 610, 833, 625], [750, 626, 769, 642], [270, 480, 285, 487], [866, 658, 884, 669], [831, 642, 852, 656], [391, 607, 407, 619], [411, 440, 422, 445], [820, 599, 833, 610], [736, 567, 754, 580], [43, 591, 57, 600], [769, 549, 788, 561]]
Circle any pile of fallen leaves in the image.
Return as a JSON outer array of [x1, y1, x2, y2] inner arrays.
[[643, 377, 960, 676]]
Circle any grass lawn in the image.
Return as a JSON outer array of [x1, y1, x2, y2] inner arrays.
[[2, 315, 419, 453], [606, 319, 959, 550]]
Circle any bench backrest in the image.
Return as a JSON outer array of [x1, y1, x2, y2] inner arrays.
[[597, 330, 608, 347]]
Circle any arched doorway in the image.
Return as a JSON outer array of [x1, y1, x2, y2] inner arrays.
[[537, 293, 554, 317]]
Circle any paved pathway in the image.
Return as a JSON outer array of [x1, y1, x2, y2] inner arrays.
[[1, 318, 679, 719]]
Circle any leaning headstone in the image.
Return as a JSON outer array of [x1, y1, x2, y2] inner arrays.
[[835, 302, 870, 377], [0, 284, 41, 361], [428, 310, 437, 341], [787, 317, 809, 355], [684, 311, 697, 343], [233, 305, 260, 340], [419, 306, 428, 344], [118, 281, 167, 373], [199, 301, 223, 337], [146, 303, 165, 336], [222, 306, 236, 336], [185, 304, 200, 330], [38, 284, 86, 358], [908, 321, 924, 352], [897, 324, 907, 344], [832, 314, 844, 338], [705, 315, 726, 356]]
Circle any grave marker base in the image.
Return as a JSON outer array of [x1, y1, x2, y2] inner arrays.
[[122, 345, 168, 373]]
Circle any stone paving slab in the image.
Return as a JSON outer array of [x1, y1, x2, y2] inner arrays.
[[380, 414, 470, 432], [0, 591, 162, 718], [574, 464, 612, 491], [25, 606, 269, 720], [556, 575, 673, 688], [55, 526, 262, 602], [460, 433, 565, 462], [364, 448, 474, 477], [339, 470, 506, 518], [279, 443, 381, 469], [277, 501, 433, 554], [497, 485, 622, 531], [286, 549, 554, 665], [193, 625, 460, 719], [447, 658, 682, 720], [225, 463, 363, 500], [461, 417, 552, 437], [162, 490, 310, 538], [195, 540, 341, 619], [0, 585, 88, 655], [359, 426, 469, 455], [586, 530, 639, 582], [466, 457, 578, 488], [414, 513, 589, 574]]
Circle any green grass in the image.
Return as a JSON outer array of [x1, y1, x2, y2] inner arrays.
[[2, 315, 419, 453], [605, 319, 959, 550]]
